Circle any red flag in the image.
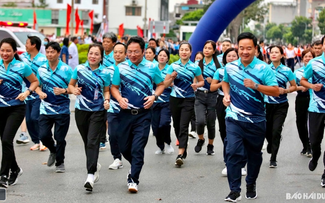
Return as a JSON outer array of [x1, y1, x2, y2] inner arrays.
[[137, 26, 143, 37], [66, 4, 71, 35], [80, 20, 84, 35], [119, 23, 124, 37], [75, 8, 81, 34], [88, 10, 94, 34], [33, 10, 37, 30]]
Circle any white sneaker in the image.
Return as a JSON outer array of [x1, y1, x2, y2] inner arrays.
[[155, 149, 165, 155], [188, 131, 197, 138], [108, 159, 123, 170], [222, 167, 227, 176], [165, 144, 174, 154], [94, 163, 101, 183], [241, 168, 247, 176], [128, 182, 138, 193], [84, 177, 94, 192]]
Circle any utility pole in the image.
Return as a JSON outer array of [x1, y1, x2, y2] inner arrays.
[[143, 0, 147, 38], [71, 0, 74, 36]]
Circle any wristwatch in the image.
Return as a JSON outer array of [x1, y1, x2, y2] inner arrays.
[[153, 94, 158, 101], [254, 83, 259, 90], [27, 88, 33, 95]]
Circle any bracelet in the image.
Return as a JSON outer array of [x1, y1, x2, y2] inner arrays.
[[105, 99, 110, 102]]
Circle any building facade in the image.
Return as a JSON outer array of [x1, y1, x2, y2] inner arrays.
[[108, 0, 169, 36]]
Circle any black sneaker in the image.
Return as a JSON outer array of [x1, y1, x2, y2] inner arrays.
[[321, 174, 325, 188], [47, 153, 56, 167], [8, 168, 23, 186], [300, 148, 307, 155], [309, 158, 318, 171], [269, 161, 277, 168], [306, 149, 312, 158], [246, 184, 257, 199], [175, 154, 184, 167], [207, 144, 215, 155], [225, 191, 241, 202], [194, 139, 205, 153], [0, 175, 8, 188]]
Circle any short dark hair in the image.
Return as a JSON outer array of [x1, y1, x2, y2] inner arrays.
[[27, 35, 41, 51], [63, 37, 69, 47], [126, 36, 145, 51], [0, 38, 21, 61], [313, 39, 322, 47], [222, 48, 238, 65], [148, 38, 158, 47], [45, 42, 61, 53], [179, 41, 192, 52], [88, 44, 104, 64], [71, 36, 77, 42], [113, 42, 127, 54], [157, 49, 170, 62], [146, 46, 156, 56], [268, 45, 285, 65], [103, 32, 117, 43], [237, 32, 257, 47]]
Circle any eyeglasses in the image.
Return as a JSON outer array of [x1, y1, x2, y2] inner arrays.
[[127, 50, 142, 55]]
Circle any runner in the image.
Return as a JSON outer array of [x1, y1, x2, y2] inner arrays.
[[294, 49, 314, 158], [265, 45, 297, 168], [165, 42, 204, 167]]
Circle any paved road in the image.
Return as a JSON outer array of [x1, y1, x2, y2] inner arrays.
[[3, 93, 325, 203]]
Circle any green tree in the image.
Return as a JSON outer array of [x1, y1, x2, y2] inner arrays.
[[266, 25, 282, 40], [291, 16, 312, 44], [176, 9, 204, 25], [2, 2, 17, 7], [283, 31, 294, 44], [32, 0, 48, 8], [265, 22, 276, 33], [318, 9, 325, 34]]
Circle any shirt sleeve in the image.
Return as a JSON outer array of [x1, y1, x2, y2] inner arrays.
[[263, 66, 278, 86], [23, 63, 33, 78], [66, 67, 73, 84], [303, 61, 313, 80], [288, 69, 296, 82], [153, 66, 164, 84], [213, 70, 219, 81], [104, 72, 111, 87], [166, 64, 174, 74], [223, 66, 229, 82], [71, 66, 78, 80], [112, 65, 121, 86], [194, 65, 202, 77]]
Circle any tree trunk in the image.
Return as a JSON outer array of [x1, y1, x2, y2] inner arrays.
[[229, 12, 244, 43]]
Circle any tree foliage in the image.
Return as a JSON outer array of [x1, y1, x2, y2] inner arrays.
[[291, 16, 312, 44], [318, 9, 325, 34], [32, 0, 48, 8], [176, 9, 204, 25], [2, 2, 17, 7]]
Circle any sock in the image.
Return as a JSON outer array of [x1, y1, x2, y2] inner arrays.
[[21, 132, 27, 136], [87, 174, 94, 182]]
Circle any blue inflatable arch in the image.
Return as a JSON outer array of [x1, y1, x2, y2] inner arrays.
[[189, 0, 256, 60]]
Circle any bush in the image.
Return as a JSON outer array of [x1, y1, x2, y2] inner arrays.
[[79, 52, 88, 64], [77, 44, 90, 53], [169, 54, 179, 65]]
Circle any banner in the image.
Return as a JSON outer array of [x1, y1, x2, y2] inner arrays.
[[33, 10, 37, 30], [66, 4, 71, 35], [119, 23, 124, 37], [88, 10, 94, 34], [75, 7, 81, 34], [137, 26, 143, 37]]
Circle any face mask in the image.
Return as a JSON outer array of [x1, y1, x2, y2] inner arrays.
[[43, 41, 48, 45]]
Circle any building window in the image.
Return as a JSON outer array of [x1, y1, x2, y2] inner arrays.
[[125, 6, 141, 16], [57, 0, 63, 3], [51, 10, 59, 24], [82, 11, 89, 25], [92, 0, 98, 4], [75, 0, 81, 4]]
